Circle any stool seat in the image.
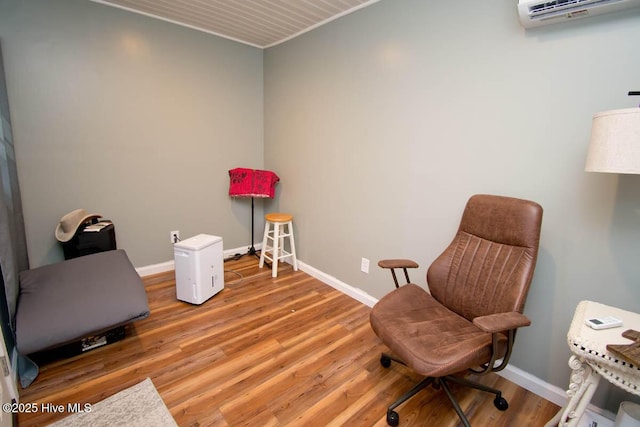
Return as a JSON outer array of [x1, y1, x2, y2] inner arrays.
[[265, 213, 293, 223], [259, 212, 298, 278]]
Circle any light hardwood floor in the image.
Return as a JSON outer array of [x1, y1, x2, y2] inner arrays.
[[18, 256, 559, 426]]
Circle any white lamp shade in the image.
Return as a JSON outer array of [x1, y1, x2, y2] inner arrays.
[[585, 108, 640, 174]]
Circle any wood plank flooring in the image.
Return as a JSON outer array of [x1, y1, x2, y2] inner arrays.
[[17, 257, 559, 426]]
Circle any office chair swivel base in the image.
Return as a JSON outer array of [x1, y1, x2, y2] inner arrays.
[[380, 354, 508, 427]]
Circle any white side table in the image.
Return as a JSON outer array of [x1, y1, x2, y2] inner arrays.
[[546, 300, 640, 427]]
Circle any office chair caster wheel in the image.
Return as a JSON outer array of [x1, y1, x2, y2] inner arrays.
[[380, 355, 392, 368], [386, 410, 399, 426], [494, 396, 509, 411]]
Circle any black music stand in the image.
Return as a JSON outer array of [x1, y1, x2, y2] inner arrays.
[[228, 168, 279, 260]]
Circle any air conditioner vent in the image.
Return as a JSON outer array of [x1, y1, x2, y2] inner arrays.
[[527, 0, 619, 18], [518, 0, 640, 27]]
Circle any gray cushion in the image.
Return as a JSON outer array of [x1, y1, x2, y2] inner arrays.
[[16, 250, 149, 355]]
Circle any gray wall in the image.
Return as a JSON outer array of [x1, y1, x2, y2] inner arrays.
[[2, 0, 640, 413], [0, 0, 264, 268], [264, 0, 640, 410]]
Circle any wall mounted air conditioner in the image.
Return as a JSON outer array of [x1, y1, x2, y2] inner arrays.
[[518, 0, 640, 28]]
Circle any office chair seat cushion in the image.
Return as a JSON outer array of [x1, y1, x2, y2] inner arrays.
[[370, 283, 507, 377]]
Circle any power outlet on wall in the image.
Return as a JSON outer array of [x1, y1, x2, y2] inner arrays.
[[170, 230, 180, 244], [361, 257, 370, 274]]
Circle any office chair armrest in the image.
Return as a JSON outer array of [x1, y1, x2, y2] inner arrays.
[[470, 312, 531, 374], [378, 259, 419, 270], [378, 259, 419, 288], [473, 312, 531, 334]]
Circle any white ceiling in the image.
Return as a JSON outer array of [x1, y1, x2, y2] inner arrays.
[[91, 0, 381, 49]]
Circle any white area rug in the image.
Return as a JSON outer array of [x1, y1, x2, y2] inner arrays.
[[48, 378, 177, 427]]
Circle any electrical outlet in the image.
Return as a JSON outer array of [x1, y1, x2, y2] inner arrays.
[[361, 257, 370, 274], [170, 230, 180, 244]]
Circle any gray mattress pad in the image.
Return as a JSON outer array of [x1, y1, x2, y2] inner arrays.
[[15, 249, 150, 355]]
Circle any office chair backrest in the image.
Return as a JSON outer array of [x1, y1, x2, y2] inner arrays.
[[426, 194, 543, 321]]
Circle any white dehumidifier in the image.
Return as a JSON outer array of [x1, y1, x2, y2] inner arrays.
[[174, 234, 224, 304]]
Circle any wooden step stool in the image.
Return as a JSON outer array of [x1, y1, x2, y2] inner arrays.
[[259, 213, 298, 278]]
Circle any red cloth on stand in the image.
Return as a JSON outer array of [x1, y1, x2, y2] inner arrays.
[[228, 168, 280, 198]]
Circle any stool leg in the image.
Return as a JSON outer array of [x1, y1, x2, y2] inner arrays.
[[279, 231, 285, 261], [271, 222, 280, 278], [288, 221, 298, 271], [259, 221, 270, 269]]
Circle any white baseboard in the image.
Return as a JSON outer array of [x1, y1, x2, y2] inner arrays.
[[498, 364, 615, 426], [498, 364, 567, 407], [296, 260, 378, 308], [135, 260, 174, 277], [135, 244, 262, 277], [136, 253, 614, 425]]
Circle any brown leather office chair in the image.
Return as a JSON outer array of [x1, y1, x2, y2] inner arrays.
[[370, 194, 543, 427]]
